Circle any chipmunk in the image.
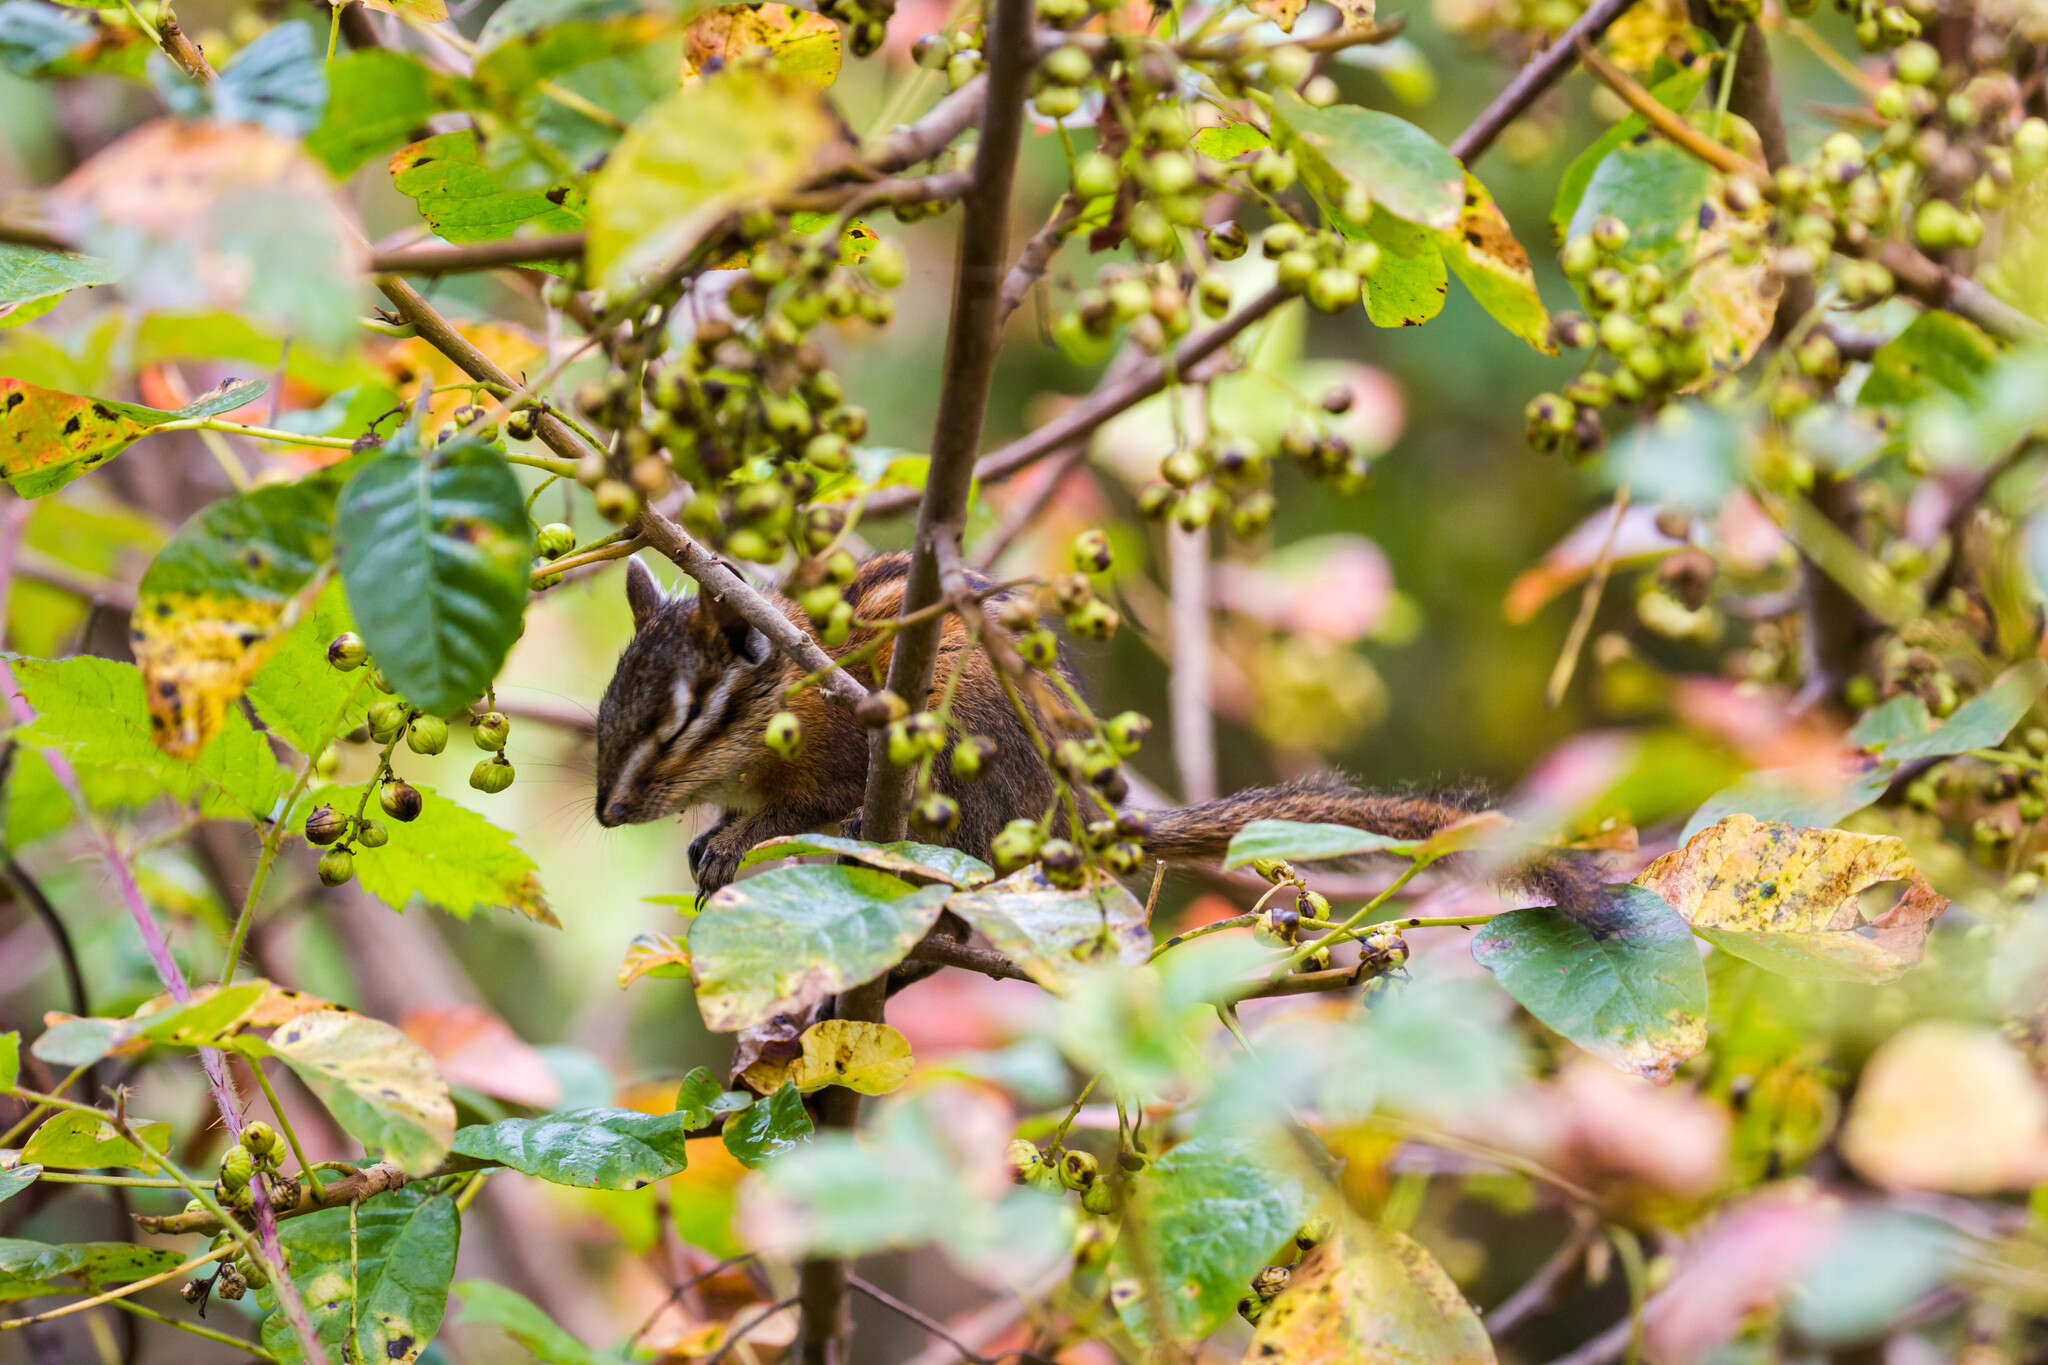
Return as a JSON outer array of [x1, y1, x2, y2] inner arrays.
[[596, 551, 1590, 904]]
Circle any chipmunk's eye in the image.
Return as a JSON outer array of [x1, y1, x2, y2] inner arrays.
[[661, 694, 706, 748]]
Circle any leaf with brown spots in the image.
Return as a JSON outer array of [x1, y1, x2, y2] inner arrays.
[[1250, 0, 1307, 32], [131, 478, 337, 758], [740, 1019, 912, 1096], [944, 868, 1150, 993], [689, 865, 950, 1033], [239, 1009, 456, 1176], [263, 1186, 458, 1365], [1634, 813, 1947, 983], [1327, 0, 1374, 28], [683, 3, 840, 86], [0, 376, 265, 499], [1246, 1220, 1496, 1364], [1438, 173, 1554, 354]]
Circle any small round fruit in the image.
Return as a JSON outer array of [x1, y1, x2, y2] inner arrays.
[[366, 699, 410, 744], [912, 792, 961, 834], [992, 818, 1044, 872], [1072, 528, 1113, 574], [355, 818, 389, 849], [472, 712, 510, 751], [535, 523, 577, 560], [317, 847, 355, 887], [380, 780, 424, 822], [1105, 710, 1150, 755], [951, 735, 994, 780], [406, 714, 449, 756], [243, 1122, 278, 1158], [470, 758, 515, 794], [1006, 1138, 1043, 1184], [1081, 1181, 1115, 1215], [304, 805, 348, 846], [326, 633, 368, 671], [1059, 1149, 1098, 1191], [765, 711, 805, 758]]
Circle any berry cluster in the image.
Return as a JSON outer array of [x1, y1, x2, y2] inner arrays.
[[310, 632, 518, 887]]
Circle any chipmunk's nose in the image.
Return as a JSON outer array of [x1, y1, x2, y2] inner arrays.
[[597, 792, 628, 827]]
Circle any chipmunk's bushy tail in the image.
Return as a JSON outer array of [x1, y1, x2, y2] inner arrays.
[[1141, 774, 1601, 909]]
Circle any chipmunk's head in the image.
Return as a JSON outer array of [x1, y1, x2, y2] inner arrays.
[[595, 557, 779, 827]]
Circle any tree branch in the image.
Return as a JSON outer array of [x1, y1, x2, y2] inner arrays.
[[373, 277, 866, 706], [799, 2, 1035, 1360], [1449, 0, 1643, 163], [370, 233, 585, 276]]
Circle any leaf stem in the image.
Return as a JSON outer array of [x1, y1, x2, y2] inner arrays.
[[250, 1060, 325, 1203], [155, 418, 359, 450], [1272, 861, 1427, 976]]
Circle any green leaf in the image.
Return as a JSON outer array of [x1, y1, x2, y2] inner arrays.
[[478, 0, 644, 48], [945, 868, 1150, 993], [675, 1066, 753, 1123], [1552, 67, 1708, 240], [585, 67, 837, 287], [451, 1107, 701, 1188], [7, 653, 288, 822], [0, 1166, 39, 1207], [0, 376, 265, 498], [1605, 400, 1742, 513], [722, 1081, 812, 1167], [1110, 1135, 1311, 1343], [1883, 660, 2048, 762], [214, 20, 327, 138], [334, 434, 533, 714], [1247, 1220, 1496, 1364], [305, 49, 468, 177], [305, 782, 555, 923], [618, 931, 691, 987], [0, 1031, 15, 1089], [1471, 885, 1708, 1083], [1439, 173, 1553, 352], [688, 865, 951, 1032], [1850, 693, 1932, 750], [0, 243, 117, 328], [454, 1280, 628, 1365], [390, 129, 585, 248], [0, 1, 93, 76], [19, 1111, 173, 1172], [740, 832, 994, 887], [244, 1009, 455, 1176], [1858, 311, 2000, 409], [1190, 122, 1268, 160], [131, 477, 338, 759], [1224, 818, 1417, 869], [1356, 210, 1448, 328], [247, 578, 375, 758], [263, 1186, 459, 1365], [1271, 90, 1464, 231], [1565, 136, 1710, 277], [31, 981, 269, 1066], [0, 1239, 185, 1302]]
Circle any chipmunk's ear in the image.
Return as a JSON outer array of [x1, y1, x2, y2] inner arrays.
[[698, 587, 771, 666], [625, 556, 664, 631]]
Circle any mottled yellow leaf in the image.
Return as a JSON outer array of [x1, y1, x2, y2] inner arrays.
[[1251, 0, 1307, 31], [1247, 1221, 1496, 1363], [683, 3, 840, 87], [1440, 173, 1553, 353], [741, 1019, 912, 1096], [619, 931, 692, 989], [1634, 813, 1946, 982]]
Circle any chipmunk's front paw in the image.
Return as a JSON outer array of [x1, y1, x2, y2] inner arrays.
[[689, 823, 747, 903]]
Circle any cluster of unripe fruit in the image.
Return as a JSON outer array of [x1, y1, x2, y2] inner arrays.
[[174, 1122, 289, 1306], [311, 633, 516, 887], [537, 225, 903, 557], [1528, 215, 1720, 459], [1234, 1216, 1333, 1324], [1139, 385, 1365, 538], [1006, 1139, 1132, 1216]]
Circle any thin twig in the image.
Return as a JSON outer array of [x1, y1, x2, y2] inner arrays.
[[970, 447, 1087, 571], [704, 1296, 800, 1365], [1166, 522, 1217, 803], [997, 193, 1087, 323], [155, 9, 216, 81], [1575, 39, 1767, 180], [370, 233, 585, 276], [1449, 0, 1643, 162]]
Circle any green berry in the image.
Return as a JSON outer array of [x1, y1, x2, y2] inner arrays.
[[951, 735, 994, 780], [993, 818, 1045, 872], [472, 712, 510, 751], [1105, 711, 1150, 755], [317, 847, 354, 887], [1072, 528, 1113, 574], [1059, 1149, 1098, 1191], [326, 633, 368, 671], [765, 711, 804, 758], [912, 792, 961, 835], [243, 1122, 278, 1158], [355, 819, 389, 849], [470, 757, 514, 794], [406, 713, 449, 756], [366, 699, 410, 744]]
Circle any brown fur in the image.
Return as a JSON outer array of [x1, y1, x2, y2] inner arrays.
[[597, 552, 1594, 907]]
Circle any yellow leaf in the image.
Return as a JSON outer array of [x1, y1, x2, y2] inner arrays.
[[1841, 1021, 2048, 1193], [1604, 0, 1695, 72], [683, 3, 841, 87], [1251, 0, 1306, 31], [743, 1019, 913, 1096], [1248, 1221, 1495, 1363], [618, 931, 692, 989], [1633, 813, 1947, 982], [1328, 0, 1375, 31], [1439, 173, 1553, 354], [356, 0, 448, 19], [1687, 169, 1780, 373]]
